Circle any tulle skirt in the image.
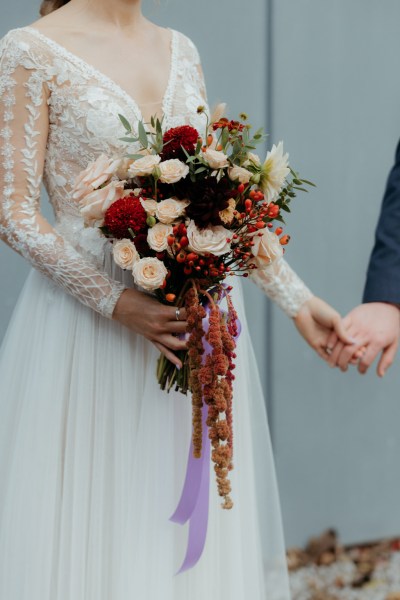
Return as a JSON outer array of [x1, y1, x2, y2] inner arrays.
[[0, 265, 291, 599]]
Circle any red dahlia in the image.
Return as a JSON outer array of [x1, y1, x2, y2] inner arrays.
[[104, 196, 147, 239], [161, 125, 199, 161]]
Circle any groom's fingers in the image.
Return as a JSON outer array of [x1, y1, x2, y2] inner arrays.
[[358, 343, 381, 374], [377, 340, 399, 377]]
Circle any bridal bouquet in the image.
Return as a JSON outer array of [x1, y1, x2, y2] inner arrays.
[[73, 105, 313, 513]]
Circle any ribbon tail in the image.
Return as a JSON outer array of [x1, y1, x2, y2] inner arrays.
[[171, 404, 211, 573]]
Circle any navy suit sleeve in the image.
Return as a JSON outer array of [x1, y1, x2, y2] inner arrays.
[[363, 140, 400, 303]]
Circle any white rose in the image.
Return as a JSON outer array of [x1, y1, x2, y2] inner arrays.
[[128, 155, 161, 177], [250, 229, 283, 266], [73, 154, 122, 203], [159, 159, 189, 184], [140, 198, 158, 216], [155, 198, 188, 224], [113, 239, 139, 270], [187, 221, 231, 256], [228, 166, 252, 184], [132, 257, 168, 291], [80, 180, 125, 226], [147, 223, 173, 252], [202, 148, 230, 170]]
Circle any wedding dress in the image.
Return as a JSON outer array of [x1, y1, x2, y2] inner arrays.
[[0, 26, 312, 600]]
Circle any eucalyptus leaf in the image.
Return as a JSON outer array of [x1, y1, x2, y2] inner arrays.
[[118, 114, 132, 132], [138, 121, 149, 148]]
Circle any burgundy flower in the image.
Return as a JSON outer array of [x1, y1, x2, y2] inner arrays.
[[185, 177, 232, 228], [104, 195, 147, 239], [161, 125, 199, 161]]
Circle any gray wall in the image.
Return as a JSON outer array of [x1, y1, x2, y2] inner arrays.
[[2, 0, 400, 548], [270, 0, 400, 546]]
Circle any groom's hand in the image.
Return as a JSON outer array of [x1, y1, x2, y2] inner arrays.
[[327, 303, 400, 376]]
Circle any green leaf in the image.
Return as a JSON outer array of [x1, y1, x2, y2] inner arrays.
[[120, 136, 138, 143], [194, 166, 207, 174], [221, 127, 230, 148], [280, 204, 291, 213], [118, 114, 132, 132], [301, 179, 317, 187], [126, 153, 146, 160], [138, 121, 149, 148]]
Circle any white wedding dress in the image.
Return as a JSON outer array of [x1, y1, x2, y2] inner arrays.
[[0, 26, 312, 600]]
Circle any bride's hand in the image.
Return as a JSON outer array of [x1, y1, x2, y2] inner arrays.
[[293, 296, 355, 362], [112, 288, 188, 369]]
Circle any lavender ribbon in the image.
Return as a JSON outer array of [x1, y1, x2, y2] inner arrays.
[[170, 300, 241, 574]]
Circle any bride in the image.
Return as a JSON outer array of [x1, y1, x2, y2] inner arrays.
[[0, 1, 353, 598]]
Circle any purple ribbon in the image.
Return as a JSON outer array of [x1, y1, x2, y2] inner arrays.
[[170, 298, 241, 574]]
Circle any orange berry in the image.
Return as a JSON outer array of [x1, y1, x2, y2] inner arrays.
[[280, 235, 290, 246], [275, 227, 283, 236], [165, 293, 176, 302]]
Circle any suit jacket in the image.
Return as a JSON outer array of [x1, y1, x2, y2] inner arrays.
[[363, 140, 400, 303]]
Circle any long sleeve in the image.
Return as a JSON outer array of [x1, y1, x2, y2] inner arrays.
[[250, 257, 314, 318], [363, 140, 400, 304], [0, 35, 126, 318]]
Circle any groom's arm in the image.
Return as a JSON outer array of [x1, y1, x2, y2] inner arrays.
[[363, 140, 400, 303], [327, 142, 400, 375]]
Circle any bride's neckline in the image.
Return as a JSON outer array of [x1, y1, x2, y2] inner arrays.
[[21, 25, 179, 124]]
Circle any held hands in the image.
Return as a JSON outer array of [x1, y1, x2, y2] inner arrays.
[[294, 296, 356, 360], [326, 302, 400, 377], [112, 288, 187, 369]]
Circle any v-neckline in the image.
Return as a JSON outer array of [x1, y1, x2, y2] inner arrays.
[[22, 25, 179, 124]]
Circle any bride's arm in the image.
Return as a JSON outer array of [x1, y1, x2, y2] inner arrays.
[[0, 33, 126, 319], [0, 33, 189, 367], [250, 256, 354, 360]]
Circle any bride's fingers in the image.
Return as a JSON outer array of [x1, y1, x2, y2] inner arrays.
[[158, 332, 188, 352], [152, 341, 183, 369], [327, 340, 344, 367], [326, 314, 352, 351], [165, 320, 189, 334], [167, 306, 187, 322], [331, 315, 357, 346]]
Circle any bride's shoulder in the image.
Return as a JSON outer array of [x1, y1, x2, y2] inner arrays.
[[171, 29, 202, 64]]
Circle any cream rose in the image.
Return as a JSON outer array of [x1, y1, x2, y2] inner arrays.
[[112, 239, 139, 270], [250, 229, 283, 265], [140, 198, 158, 216], [228, 166, 252, 184], [128, 155, 161, 177], [132, 257, 168, 291], [147, 223, 173, 253], [80, 180, 125, 226], [187, 221, 231, 256], [158, 159, 189, 184], [202, 148, 230, 170], [73, 154, 122, 203], [155, 198, 188, 224]]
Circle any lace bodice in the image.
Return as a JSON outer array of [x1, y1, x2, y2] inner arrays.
[[0, 26, 312, 319]]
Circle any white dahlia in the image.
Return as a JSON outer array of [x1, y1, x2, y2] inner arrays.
[[260, 142, 290, 201]]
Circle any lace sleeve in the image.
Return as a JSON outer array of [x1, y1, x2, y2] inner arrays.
[[250, 257, 314, 318], [0, 35, 126, 319]]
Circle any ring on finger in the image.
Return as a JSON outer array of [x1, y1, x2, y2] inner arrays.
[[175, 307, 181, 321]]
